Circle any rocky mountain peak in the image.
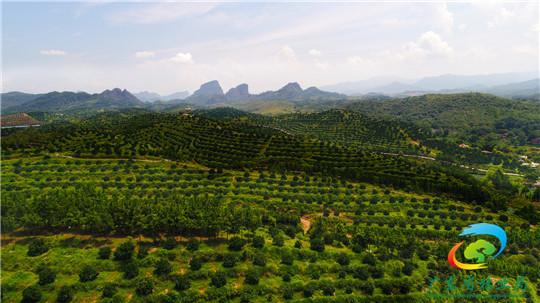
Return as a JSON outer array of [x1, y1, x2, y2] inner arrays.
[[192, 80, 224, 97]]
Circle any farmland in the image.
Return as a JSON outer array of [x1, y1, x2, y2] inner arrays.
[[1, 107, 539, 303]]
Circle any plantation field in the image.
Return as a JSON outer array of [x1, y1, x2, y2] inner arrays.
[[2, 155, 539, 302]]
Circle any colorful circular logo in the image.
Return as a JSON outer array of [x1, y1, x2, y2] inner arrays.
[[448, 223, 507, 270]]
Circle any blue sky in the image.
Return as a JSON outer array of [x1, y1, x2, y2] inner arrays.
[[2, 1, 538, 95]]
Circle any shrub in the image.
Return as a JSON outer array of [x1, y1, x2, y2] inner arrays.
[[252, 251, 267, 267], [228, 236, 245, 251], [283, 273, 291, 282], [135, 277, 154, 296], [28, 238, 49, 257], [417, 249, 429, 261], [186, 238, 199, 251], [294, 240, 302, 249], [273, 234, 285, 247], [123, 261, 139, 279], [137, 246, 149, 259], [240, 293, 251, 303], [310, 237, 325, 252], [102, 283, 118, 298], [163, 238, 177, 250], [38, 268, 56, 285], [362, 253, 376, 266], [402, 262, 414, 276], [285, 226, 297, 239], [361, 281, 375, 295], [353, 266, 369, 280], [398, 278, 411, 294], [281, 252, 294, 265], [211, 271, 227, 288], [79, 265, 99, 282], [222, 253, 237, 268], [22, 284, 42, 303], [283, 286, 294, 300], [98, 247, 112, 260], [252, 235, 265, 248], [371, 266, 384, 279], [379, 280, 393, 295], [320, 280, 335, 296], [115, 240, 135, 261], [189, 257, 202, 271], [154, 258, 173, 276], [174, 275, 190, 292], [244, 267, 260, 285], [337, 253, 350, 266], [303, 283, 315, 298], [57, 285, 74, 303]]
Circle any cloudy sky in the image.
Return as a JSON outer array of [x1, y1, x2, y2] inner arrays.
[[2, 1, 538, 95]]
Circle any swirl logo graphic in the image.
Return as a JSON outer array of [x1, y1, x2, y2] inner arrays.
[[448, 223, 506, 270]]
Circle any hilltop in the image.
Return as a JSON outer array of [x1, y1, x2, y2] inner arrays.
[[2, 88, 145, 114]]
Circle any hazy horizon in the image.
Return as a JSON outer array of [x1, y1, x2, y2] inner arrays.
[[3, 1, 539, 95]]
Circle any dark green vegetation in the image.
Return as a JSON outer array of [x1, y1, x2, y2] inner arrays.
[[347, 93, 540, 151], [2, 93, 539, 302], [1, 91, 45, 111], [2, 89, 145, 115]]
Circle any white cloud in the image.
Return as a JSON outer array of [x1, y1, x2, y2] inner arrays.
[[309, 49, 322, 56], [40, 50, 68, 56], [488, 6, 515, 28], [314, 60, 329, 70], [398, 31, 454, 60], [348, 56, 369, 66], [438, 3, 454, 32], [134, 51, 155, 59], [169, 52, 194, 64], [473, 3, 516, 28], [417, 31, 454, 57], [275, 45, 299, 65], [110, 3, 217, 24], [138, 52, 195, 70]]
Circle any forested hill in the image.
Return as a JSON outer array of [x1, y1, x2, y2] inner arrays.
[[347, 93, 540, 147], [195, 107, 532, 171], [199, 108, 430, 154], [2, 110, 525, 212], [3, 89, 146, 114]]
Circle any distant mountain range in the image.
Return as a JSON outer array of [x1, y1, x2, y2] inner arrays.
[[185, 81, 346, 105], [1, 92, 46, 110], [2, 73, 537, 114], [321, 72, 539, 98], [1, 82, 346, 113], [2, 88, 145, 114], [133, 91, 190, 102]]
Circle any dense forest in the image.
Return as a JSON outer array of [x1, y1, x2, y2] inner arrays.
[[346, 93, 540, 150]]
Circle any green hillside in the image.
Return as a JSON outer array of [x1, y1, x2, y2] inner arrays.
[[1, 102, 538, 303], [347, 93, 540, 150]]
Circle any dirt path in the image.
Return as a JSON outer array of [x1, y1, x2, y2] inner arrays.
[[301, 217, 311, 232]]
